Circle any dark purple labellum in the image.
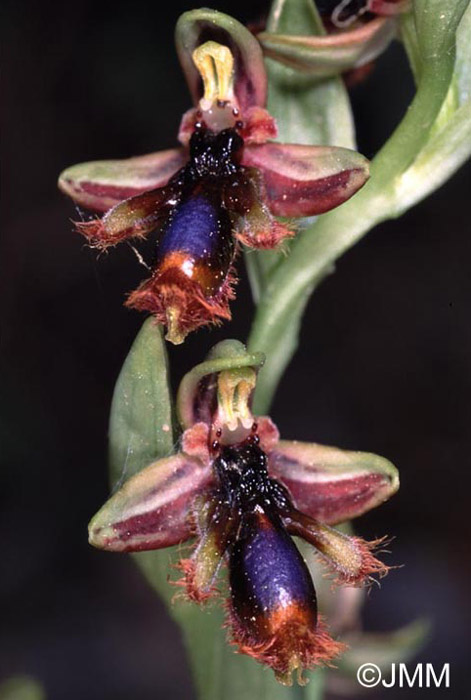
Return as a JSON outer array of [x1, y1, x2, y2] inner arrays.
[[213, 437, 345, 682], [126, 126, 251, 341], [155, 187, 235, 296], [147, 126, 245, 296], [213, 440, 318, 636], [229, 507, 318, 639]]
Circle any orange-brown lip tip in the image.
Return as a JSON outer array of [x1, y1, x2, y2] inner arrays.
[[229, 608, 346, 684], [126, 266, 237, 343]]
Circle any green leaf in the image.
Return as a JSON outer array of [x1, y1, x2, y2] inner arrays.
[[0, 678, 45, 700], [456, 3, 471, 103], [250, 0, 471, 413], [338, 619, 431, 675], [109, 318, 175, 488]]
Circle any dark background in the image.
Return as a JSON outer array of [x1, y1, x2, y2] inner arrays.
[[2, 1, 470, 698]]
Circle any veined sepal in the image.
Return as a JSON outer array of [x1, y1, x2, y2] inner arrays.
[[258, 17, 396, 77], [268, 439, 399, 524], [88, 452, 213, 552], [243, 142, 370, 217], [58, 148, 187, 213]]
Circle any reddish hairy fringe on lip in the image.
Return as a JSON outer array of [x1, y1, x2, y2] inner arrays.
[[228, 607, 347, 686], [173, 558, 218, 604], [126, 266, 238, 343]]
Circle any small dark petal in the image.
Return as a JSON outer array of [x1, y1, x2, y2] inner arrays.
[[75, 183, 180, 249], [223, 168, 295, 249], [284, 508, 390, 586], [177, 497, 238, 602]]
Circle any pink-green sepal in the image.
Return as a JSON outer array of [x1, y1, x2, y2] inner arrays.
[[268, 440, 399, 525], [58, 148, 186, 212], [258, 17, 396, 76], [242, 142, 370, 217], [88, 453, 212, 552]]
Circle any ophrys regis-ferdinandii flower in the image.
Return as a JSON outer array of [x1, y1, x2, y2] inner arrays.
[[259, 0, 410, 80], [58, 9, 370, 344], [89, 340, 399, 685]]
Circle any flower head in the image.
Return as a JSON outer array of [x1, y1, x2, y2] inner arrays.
[[58, 9, 370, 344], [89, 340, 399, 685], [258, 1, 410, 79]]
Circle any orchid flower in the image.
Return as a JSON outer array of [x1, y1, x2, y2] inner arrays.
[[258, 0, 410, 78], [58, 9, 370, 344], [89, 340, 399, 685]]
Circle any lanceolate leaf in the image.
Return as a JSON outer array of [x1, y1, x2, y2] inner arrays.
[[337, 619, 430, 676], [109, 318, 175, 488]]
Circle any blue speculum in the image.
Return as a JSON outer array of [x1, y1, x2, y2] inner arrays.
[[148, 125, 252, 296], [156, 185, 234, 296], [159, 193, 226, 259], [213, 439, 318, 637], [126, 124, 257, 340], [230, 508, 318, 631]]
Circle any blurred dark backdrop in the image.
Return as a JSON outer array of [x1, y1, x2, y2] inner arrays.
[[2, 1, 470, 698]]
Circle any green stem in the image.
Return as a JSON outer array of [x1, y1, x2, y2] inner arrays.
[[304, 670, 326, 700], [249, 0, 463, 413]]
